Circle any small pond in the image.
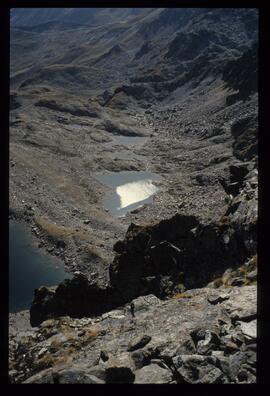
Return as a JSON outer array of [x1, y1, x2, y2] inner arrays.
[[9, 221, 71, 313], [94, 171, 160, 217]]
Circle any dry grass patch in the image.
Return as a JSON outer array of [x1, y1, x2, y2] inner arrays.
[[174, 292, 193, 299], [34, 215, 96, 245], [82, 244, 101, 259], [35, 215, 73, 241]]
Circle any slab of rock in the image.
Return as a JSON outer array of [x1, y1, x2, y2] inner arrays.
[[223, 285, 256, 321], [25, 367, 106, 384], [104, 353, 135, 383], [207, 292, 230, 305], [128, 294, 161, 315], [127, 335, 152, 352], [131, 346, 161, 369], [134, 364, 172, 384], [238, 320, 257, 340], [24, 369, 55, 384], [198, 366, 225, 384], [55, 369, 105, 384]]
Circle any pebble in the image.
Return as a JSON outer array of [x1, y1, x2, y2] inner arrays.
[[37, 347, 47, 357]]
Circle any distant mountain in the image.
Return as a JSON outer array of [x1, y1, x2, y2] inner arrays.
[[10, 8, 149, 28], [10, 8, 258, 103]]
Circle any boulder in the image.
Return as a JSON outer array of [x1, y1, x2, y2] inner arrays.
[[134, 364, 172, 384], [54, 369, 105, 384], [24, 367, 105, 384], [196, 330, 221, 355], [30, 274, 123, 326], [30, 286, 57, 327], [173, 354, 225, 383], [238, 320, 257, 341], [127, 335, 152, 352]]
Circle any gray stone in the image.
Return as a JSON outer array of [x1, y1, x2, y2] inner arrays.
[[23, 368, 55, 383], [238, 320, 257, 340], [131, 346, 161, 369], [207, 292, 230, 305], [129, 295, 161, 314], [246, 269, 257, 281], [127, 335, 152, 352], [175, 339, 196, 355], [173, 354, 218, 383], [228, 352, 250, 380], [211, 351, 224, 358], [87, 365, 106, 381], [134, 364, 172, 384], [194, 330, 220, 355], [57, 369, 105, 384], [198, 367, 225, 384], [37, 347, 47, 357]]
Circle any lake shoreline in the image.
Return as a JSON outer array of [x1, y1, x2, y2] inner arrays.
[[9, 219, 71, 313]]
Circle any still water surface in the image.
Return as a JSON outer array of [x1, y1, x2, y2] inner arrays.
[[94, 171, 159, 217], [9, 221, 71, 312]]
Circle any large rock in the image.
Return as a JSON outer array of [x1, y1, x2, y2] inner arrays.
[[30, 286, 57, 327], [238, 320, 257, 341], [134, 363, 172, 384], [109, 213, 249, 301], [127, 335, 152, 352], [30, 274, 123, 326], [231, 114, 258, 162], [24, 367, 105, 384], [173, 354, 226, 384]]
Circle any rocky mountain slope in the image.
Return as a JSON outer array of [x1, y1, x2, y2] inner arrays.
[[9, 8, 258, 383]]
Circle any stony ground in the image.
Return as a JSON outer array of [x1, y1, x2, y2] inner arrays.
[[9, 77, 258, 284], [9, 285, 256, 384]]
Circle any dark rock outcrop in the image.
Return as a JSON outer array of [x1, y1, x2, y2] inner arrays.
[[231, 114, 258, 162], [223, 45, 258, 104], [30, 274, 123, 327], [109, 213, 248, 302]]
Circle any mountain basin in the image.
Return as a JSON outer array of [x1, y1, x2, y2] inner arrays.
[[9, 221, 71, 312], [94, 170, 160, 217]]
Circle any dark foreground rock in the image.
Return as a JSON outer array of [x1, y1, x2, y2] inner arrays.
[[30, 274, 124, 327]]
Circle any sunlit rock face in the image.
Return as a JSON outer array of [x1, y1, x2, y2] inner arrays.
[[94, 171, 160, 217]]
